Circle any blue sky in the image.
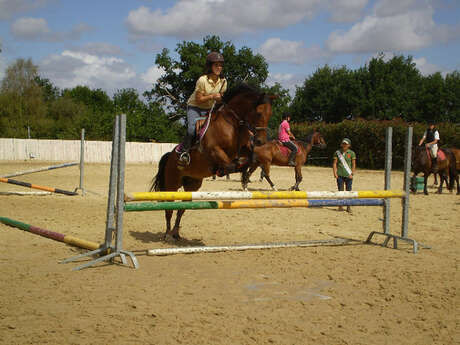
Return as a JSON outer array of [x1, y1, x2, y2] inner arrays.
[[0, 0, 459, 96]]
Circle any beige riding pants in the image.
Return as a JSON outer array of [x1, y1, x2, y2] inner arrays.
[[429, 144, 438, 158]]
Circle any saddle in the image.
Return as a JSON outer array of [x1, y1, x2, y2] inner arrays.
[[276, 141, 300, 157]]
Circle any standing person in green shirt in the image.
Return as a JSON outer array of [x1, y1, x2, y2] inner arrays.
[[332, 138, 356, 213]]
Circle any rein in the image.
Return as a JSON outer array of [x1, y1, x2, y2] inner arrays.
[[223, 105, 257, 160]]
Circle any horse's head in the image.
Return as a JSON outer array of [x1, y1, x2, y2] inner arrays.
[[412, 144, 428, 173], [223, 84, 275, 146], [308, 131, 327, 149]]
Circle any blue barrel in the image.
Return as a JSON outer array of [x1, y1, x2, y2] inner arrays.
[[416, 177, 424, 191]]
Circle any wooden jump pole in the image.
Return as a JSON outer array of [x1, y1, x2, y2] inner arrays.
[[1, 162, 78, 179], [0, 177, 78, 196], [124, 198, 385, 212], [125, 190, 405, 202], [0, 216, 99, 251]]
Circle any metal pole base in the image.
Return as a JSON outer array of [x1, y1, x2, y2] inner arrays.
[[61, 247, 138, 271], [366, 231, 431, 254]]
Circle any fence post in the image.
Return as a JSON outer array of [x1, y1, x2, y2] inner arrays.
[[401, 127, 412, 239], [78, 129, 86, 195], [383, 127, 392, 234]]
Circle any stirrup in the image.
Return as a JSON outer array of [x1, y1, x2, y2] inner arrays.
[[178, 152, 191, 166]]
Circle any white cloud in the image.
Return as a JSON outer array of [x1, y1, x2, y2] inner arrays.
[[374, 0, 422, 17], [266, 72, 304, 94], [125, 0, 323, 38], [11, 17, 50, 38], [67, 42, 124, 56], [259, 38, 327, 64], [326, 0, 458, 54], [141, 66, 164, 85], [413, 57, 444, 75], [0, 0, 50, 20], [327, 8, 434, 53], [11, 17, 92, 42], [328, 0, 368, 23], [39, 50, 160, 95]]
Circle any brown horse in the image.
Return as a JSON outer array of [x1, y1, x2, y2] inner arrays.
[[411, 145, 456, 195], [151, 84, 275, 239], [241, 131, 327, 191], [433, 148, 460, 194]]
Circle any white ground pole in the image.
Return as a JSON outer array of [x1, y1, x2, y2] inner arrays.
[[147, 239, 355, 256]]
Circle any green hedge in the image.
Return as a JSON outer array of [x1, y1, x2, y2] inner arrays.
[[291, 119, 460, 170]]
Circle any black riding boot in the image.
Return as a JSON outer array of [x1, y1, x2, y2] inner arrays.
[[178, 133, 193, 165], [288, 151, 296, 166], [431, 157, 438, 173]]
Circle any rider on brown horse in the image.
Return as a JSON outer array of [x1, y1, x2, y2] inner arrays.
[[279, 114, 297, 166], [418, 122, 440, 173], [178, 52, 227, 165]]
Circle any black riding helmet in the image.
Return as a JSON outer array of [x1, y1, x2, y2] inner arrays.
[[206, 52, 224, 64]]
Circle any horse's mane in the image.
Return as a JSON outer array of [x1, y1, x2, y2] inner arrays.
[[223, 83, 270, 105]]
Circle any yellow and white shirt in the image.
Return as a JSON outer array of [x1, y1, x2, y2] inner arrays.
[[187, 75, 227, 109]]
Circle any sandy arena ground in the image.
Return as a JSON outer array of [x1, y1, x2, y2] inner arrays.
[[0, 161, 459, 345]]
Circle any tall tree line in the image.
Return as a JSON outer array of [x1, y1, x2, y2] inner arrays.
[[290, 54, 460, 123]]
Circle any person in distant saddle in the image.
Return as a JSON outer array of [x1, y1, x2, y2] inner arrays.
[[278, 114, 297, 166], [333, 138, 356, 213], [177, 52, 227, 165], [418, 122, 440, 173]]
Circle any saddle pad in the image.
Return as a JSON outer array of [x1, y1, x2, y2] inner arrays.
[[438, 149, 446, 161], [277, 141, 300, 156]]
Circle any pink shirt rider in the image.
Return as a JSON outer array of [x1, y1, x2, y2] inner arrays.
[[279, 120, 291, 142]]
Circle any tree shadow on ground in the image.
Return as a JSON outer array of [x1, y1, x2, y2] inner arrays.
[[129, 230, 205, 247]]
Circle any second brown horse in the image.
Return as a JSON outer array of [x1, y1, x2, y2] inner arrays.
[[241, 131, 327, 191]]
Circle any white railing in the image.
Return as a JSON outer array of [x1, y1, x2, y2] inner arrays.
[[0, 138, 177, 163]]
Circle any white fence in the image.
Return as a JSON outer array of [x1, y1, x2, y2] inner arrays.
[[0, 138, 177, 163]]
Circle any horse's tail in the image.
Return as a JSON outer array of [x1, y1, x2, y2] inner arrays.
[[150, 151, 171, 192]]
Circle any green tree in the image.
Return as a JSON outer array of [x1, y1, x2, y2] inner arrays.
[[0, 58, 48, 137], [35, 76, 60, 103], [61, 85, 114, 140], [114, 88, 181, 142], [444, 71, 460, 123], [261, 82, 292, 138], [290, 65, 361, 122], [361, 54, 421, 120], [144, 35, 269, 121]]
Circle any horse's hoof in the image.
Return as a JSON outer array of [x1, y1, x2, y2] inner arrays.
[[272, 187, 278, 191]]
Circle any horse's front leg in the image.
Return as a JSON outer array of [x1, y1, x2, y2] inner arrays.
[[242, 164, 258, 191], [424, 174, 429, 195], [209, 147, 238, 175], [260, 164, 276, 191], [290, 164, 303, 191], [169, 209, 185, 240], [164, 210, 173, 239], [437, 173, 446, 194]]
